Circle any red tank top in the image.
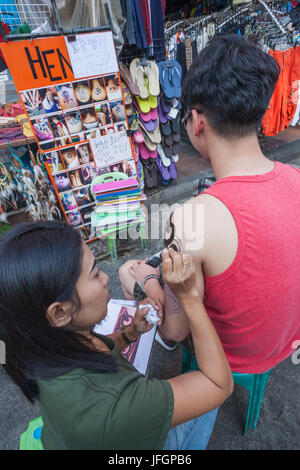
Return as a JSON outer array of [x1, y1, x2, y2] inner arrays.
[[203, 162, 300, 373]]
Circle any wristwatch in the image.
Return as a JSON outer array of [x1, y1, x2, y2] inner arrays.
[[121, 326, 137, 345]]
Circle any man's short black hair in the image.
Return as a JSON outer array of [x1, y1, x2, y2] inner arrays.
[[183, 34, 280, 138]]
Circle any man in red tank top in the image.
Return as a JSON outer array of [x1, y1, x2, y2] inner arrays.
[[119, 35, 300, 375]]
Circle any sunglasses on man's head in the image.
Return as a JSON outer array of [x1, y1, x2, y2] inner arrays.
[[181, 108, 204, 128]]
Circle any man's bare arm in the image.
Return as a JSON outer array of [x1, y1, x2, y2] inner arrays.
[[159, 204, 205, 341]]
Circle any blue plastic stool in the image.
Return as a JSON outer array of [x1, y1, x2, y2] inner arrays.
[[181, 347, 272, 435], [19, 416, 44, 450]]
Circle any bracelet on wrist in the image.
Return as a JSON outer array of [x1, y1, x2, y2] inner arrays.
[[140, 274, 160, 293]]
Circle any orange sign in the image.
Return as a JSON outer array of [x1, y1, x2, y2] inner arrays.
[[0, 36, 75, 90]]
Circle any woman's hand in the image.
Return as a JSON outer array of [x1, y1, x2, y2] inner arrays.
[[132, 297, 163, 336], [129, 259, 160, 287], [162, 248, 199, 299]]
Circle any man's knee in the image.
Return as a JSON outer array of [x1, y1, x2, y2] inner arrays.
[[119, 260, 140, 300], [118, 260, 135, 285]]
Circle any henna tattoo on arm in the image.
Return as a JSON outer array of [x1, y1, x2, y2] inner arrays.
[[164, 282, 186, 316], [163, 211, 186, 315], [164, 212, 183, 253]]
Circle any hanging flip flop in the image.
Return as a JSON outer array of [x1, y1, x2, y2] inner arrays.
[[139, 121, 161, 144], [172, 142, 180, 156], [164, 134, 173, 146], [150, 162, 159, 186], [134, 98, 151, 122], [149, 148, 158, 159], [171, 115, 181, 133], [148, 94, 158, 110], [138, 117, 158, 133], [158, 98, 169, 124], [145, 61, 160, 96], [133, 126, 144, 144], [130, 59, 148, 99], [155, 156, 170, 181], [136, 96, 151, 114], [168, 160, 178, 179], [172, 132, 181, 143], [162, 141, 173, 158], [169, 60, 182, 99], [143, 132, 157, 152], [158, 144, 171, 167], [160, 94, 173, 114], [139, 143, 151, 160], [143, 161, 158, 189], [157, 61, 174, 100], [120, 64, 140, 96], [161, 121, 172, 137]]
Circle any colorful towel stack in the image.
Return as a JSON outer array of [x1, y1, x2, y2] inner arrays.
[[90, 174, 146, 237]]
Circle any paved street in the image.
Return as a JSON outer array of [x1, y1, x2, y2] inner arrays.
[[1, 136, 300, 450]]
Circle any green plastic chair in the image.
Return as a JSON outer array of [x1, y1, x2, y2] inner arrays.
[[90, 173, 147, 259], [181, 347, 272, 435], [19, 416, 44, 450]]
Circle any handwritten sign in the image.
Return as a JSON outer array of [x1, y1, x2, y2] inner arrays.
[[90, 131, 132, 168], [65, 32, 119, 79]]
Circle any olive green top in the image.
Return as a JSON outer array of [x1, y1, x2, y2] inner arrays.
[[38, 335, 174, 450]]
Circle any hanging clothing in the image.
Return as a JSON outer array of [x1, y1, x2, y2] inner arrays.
[[139, 0, 152, 45], [184, 38, 192, 70], [121, 0, 136, 45], [176, 42, 187, 81], [0, 22, 10, 72], [262, 50, 284, 136], [290, 81, 300, 125], [191, 39, 198, 63], [150, 0, 165, 61], [262, 47, 300, 136], [130, 0, 148, 49]]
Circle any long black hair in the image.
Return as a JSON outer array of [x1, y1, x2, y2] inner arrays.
[[0, 221, 117, 403]]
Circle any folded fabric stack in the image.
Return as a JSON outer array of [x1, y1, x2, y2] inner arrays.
[[0, 116, 24, 143], [0, 101, 33, 144], [90, 175, 146, 237]]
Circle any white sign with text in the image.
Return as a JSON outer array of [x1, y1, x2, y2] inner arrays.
[[65, 31, 119, 79]]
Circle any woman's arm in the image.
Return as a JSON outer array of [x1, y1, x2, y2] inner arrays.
[[162, 249, 233, 427]]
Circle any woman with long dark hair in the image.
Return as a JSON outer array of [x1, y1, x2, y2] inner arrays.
[[0, 221, 233, 450]]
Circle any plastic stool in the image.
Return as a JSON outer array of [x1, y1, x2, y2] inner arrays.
[[19, 416, 44, 450], [232, 370, 272, 435], [181, 347, 272, 435]]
